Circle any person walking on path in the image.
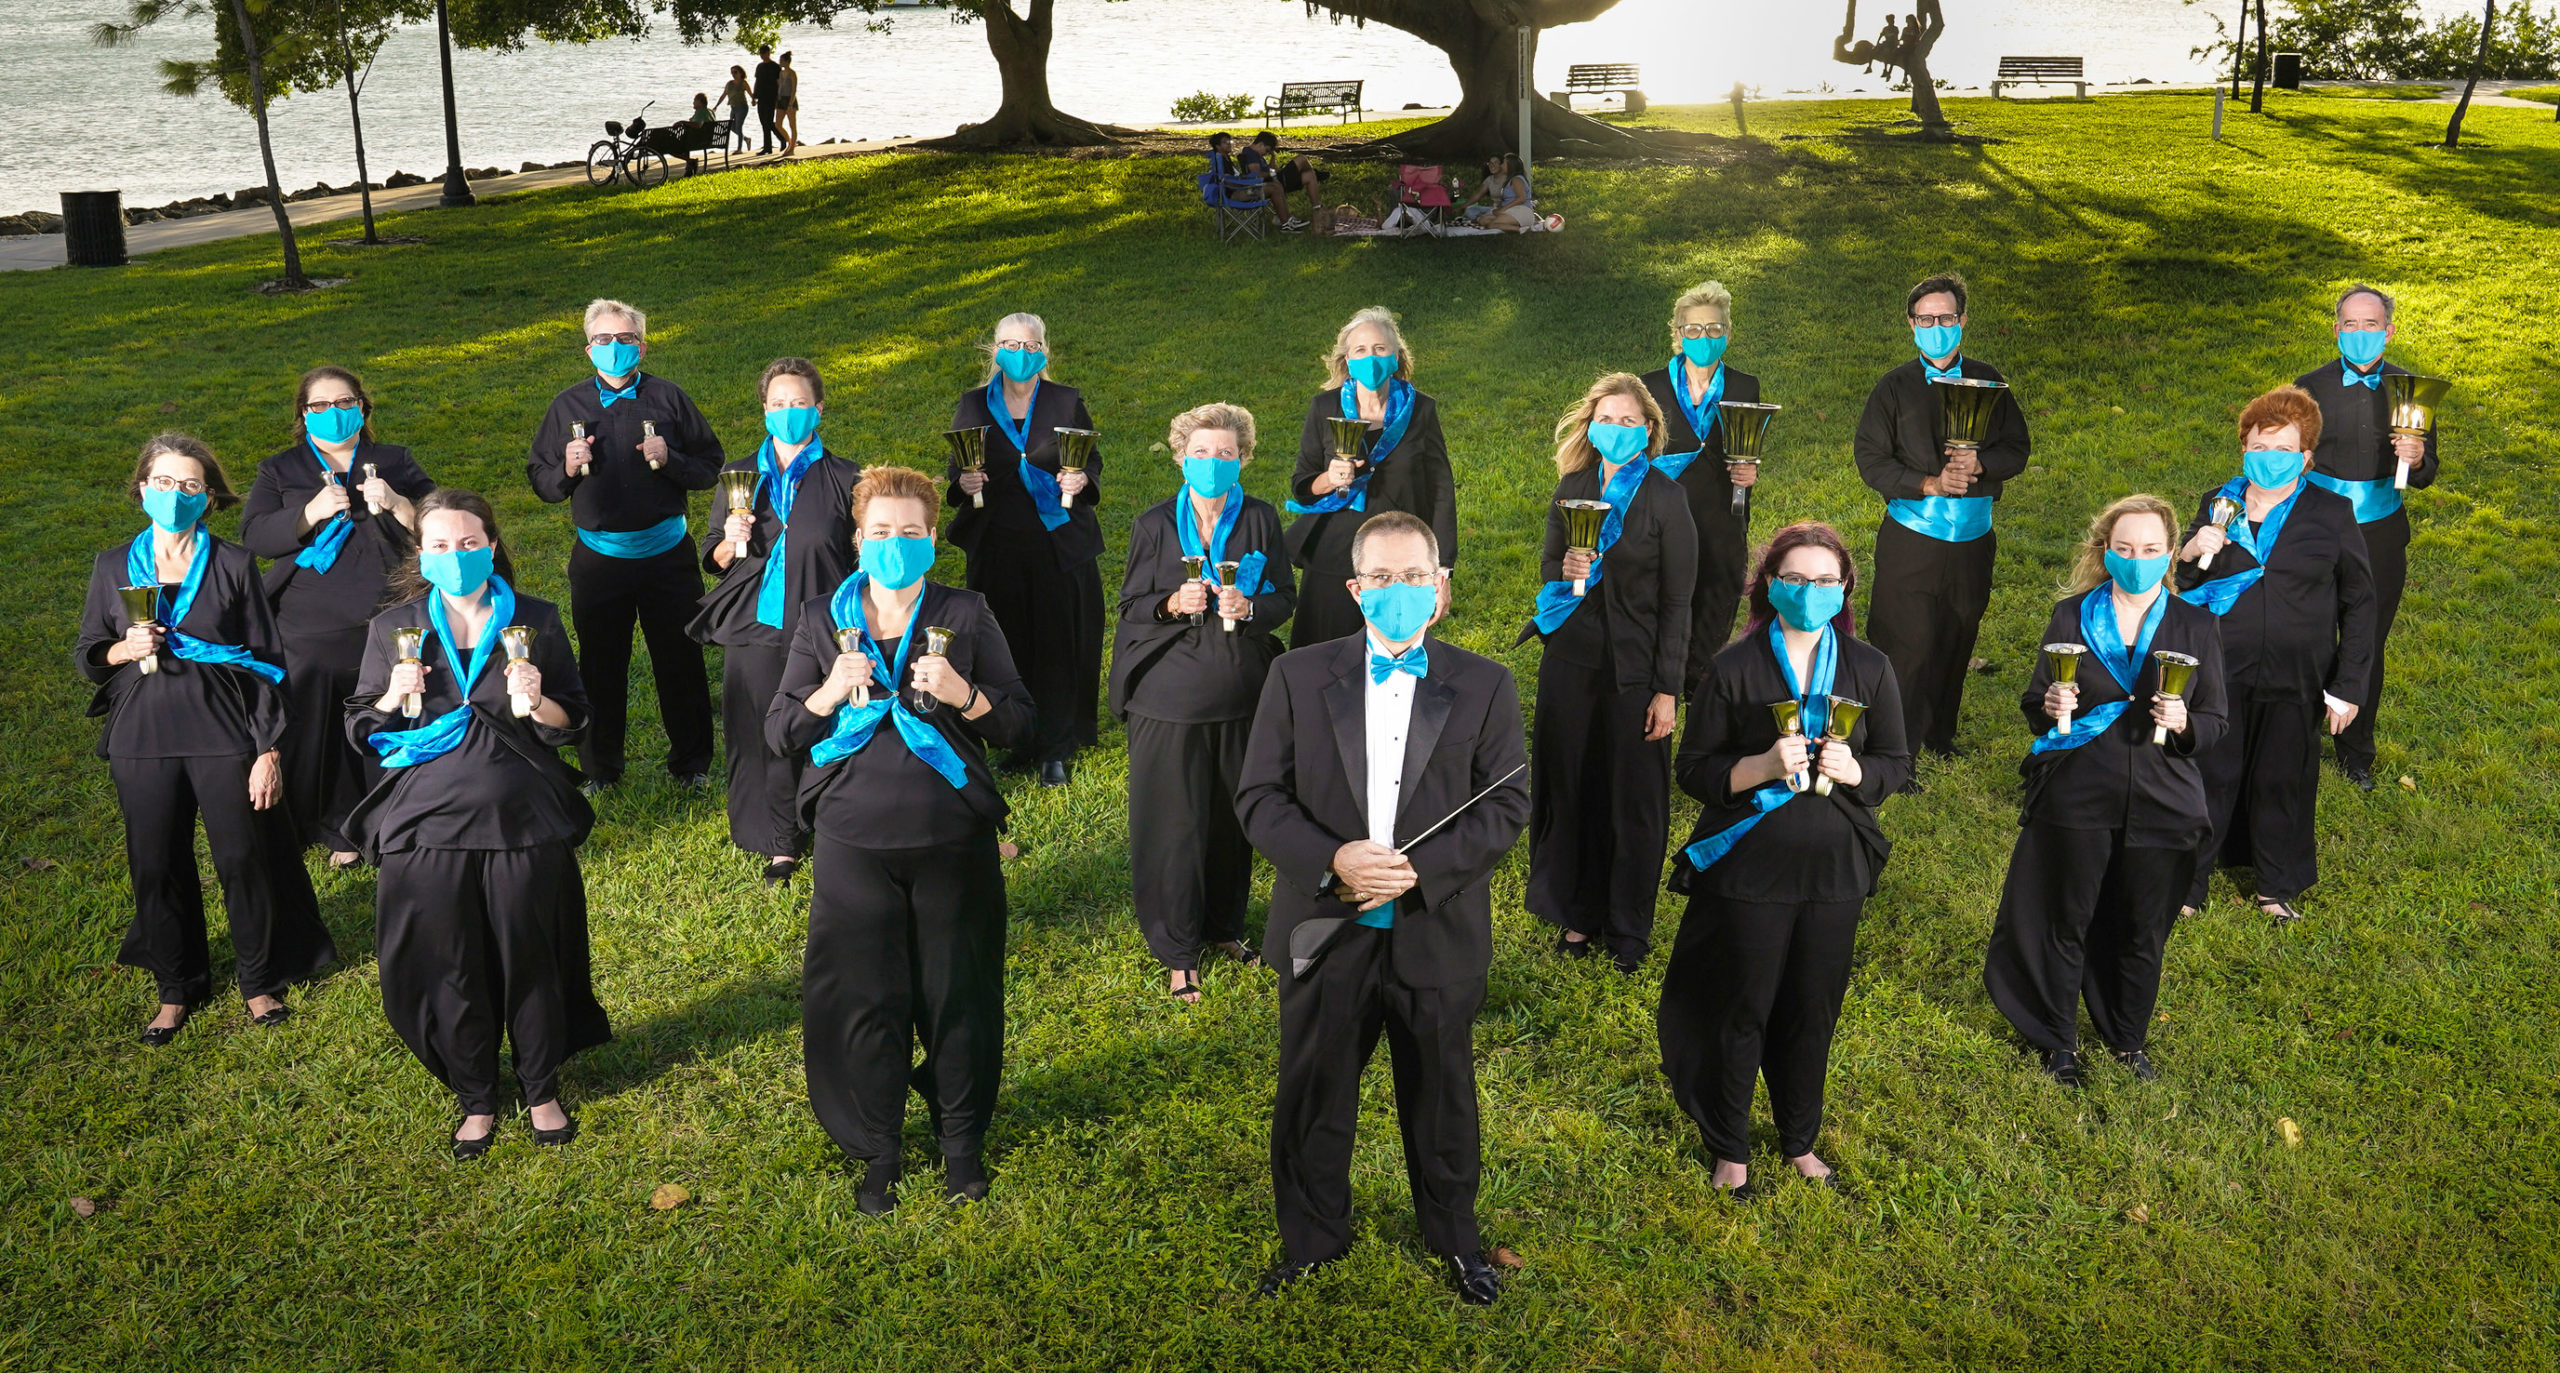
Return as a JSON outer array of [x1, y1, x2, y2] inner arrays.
[[777, 53, 802, 155], [722, 65, 752, 152], [753, 47, 782, 155]]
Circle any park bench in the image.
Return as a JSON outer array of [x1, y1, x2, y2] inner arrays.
[[1553, 63, 1645, 114], [1264, 80, 1364, 126], [1991, 56, 2088, 98]]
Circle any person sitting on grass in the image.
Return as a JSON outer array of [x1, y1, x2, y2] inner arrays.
[[1457, 154, 1535, 233], [1246, 131, 1323, 232]]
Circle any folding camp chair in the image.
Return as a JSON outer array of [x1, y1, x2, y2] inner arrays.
[[1198, 153, 1273, 243]]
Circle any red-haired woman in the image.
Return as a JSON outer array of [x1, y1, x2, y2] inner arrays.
[[1657, 522, 1909, 1198]]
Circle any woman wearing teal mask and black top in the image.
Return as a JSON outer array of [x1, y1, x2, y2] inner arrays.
[[79, 433, 334, 1046], [1987, 495, 2226, 1088], [241, 366, 434, 868], [767, 465, 1033, 1213], [1518, 373, 1697, 972], [1108, 402, 1297, 1003], [690, 358, 861, 885], [346, 488, 604, 1160], [2172, 386, 2375, 926], [1284, 306, 1455, 652], [1659, 522, 1908, 1197], [946, 312, 1103, 789], [1639, 280, 1764, 687]]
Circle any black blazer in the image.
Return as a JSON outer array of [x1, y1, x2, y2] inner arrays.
[[2014, 590, 2228, 848], [526, 372, 724, 532], [1517, 463, 1698, 696], [2295, 359, 2440, 492], [1236, 636, 1531, 990], [2172, 484, 2376, 704], [1107, 494, 1297, 722], [1282, 386, 1458, 570], [1852, 355, 2032, 505], [944, 381, 1106, 565], [239, 439, 436, 629], [688, 451, 862, 648], [77, 533, 291, 759]]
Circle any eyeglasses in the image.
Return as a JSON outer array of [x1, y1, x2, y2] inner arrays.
[[1908, 313, 1962, 328], [302, 397, 362, 414], [1773, 574, 1845, 588], [144, 475, 209, 495], [1353, 571, 1438, 589], [588, 332, 643, 346], [1676, 324, 1729, 340], [994, 339, 1040, 352]]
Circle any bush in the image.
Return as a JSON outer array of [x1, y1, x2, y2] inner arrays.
[[2195, 0, 2560, 81], [1170, 91, 1256, 123]]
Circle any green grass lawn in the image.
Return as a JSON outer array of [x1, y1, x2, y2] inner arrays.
[[3, 91, 2556, 1370]]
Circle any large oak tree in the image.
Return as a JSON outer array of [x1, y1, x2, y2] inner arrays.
[[1300, 0, 1674, 158]]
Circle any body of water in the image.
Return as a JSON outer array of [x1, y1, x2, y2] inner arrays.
[[0, 0, 2458, 211]]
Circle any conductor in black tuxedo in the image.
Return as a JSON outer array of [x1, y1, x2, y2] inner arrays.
[[1235, 510, 1532, 1307]]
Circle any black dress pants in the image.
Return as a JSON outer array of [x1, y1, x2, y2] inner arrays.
[[1271, 924, 1484, 1267], [966, 535, 1098, 765], [566, 540, 715, 784], [2336, 510, 2406, 773], [1527, 655, 1671, 967], [2189, 684, 2323, 907], [721, 641, 804, 858], [1126, 713, 1254, 971], [277, 626, 372, 852], [375, 842, 610, 1114], [1985, 823, 2194, 1056], [804, 831, 1008, 1164], [1867, 517, 1995, 756], [1657, 893, 1862, 1164], [111, 754, 334, 1005]]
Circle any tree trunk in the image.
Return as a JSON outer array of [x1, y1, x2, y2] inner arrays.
[[2250, 0, 2269, 112], [2444, 0, 2496, 147], [1894, 0, 1949, 132], [2230, 1, 2247, 99], [227, 0, 305, 285], [918, 0, 1130, 149], [1354, 14, 1669, 160], [344, 63, 379, 244]]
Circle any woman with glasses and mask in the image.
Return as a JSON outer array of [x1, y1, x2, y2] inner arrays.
[[1658, 522, 1907, 1197], [241, 366, 435, 869], [1640, 281, 1765, 688], [79, 434, 335, 1046], [1518, 373, 1697, 973], [691, 358, 861, 885], [1283, 306, 1456, 652], [1108, 403, 1297, 1004], [946, 312, 1104, 789], [1990, 495, 2226, 1087], [346, 489, 604, 1160]]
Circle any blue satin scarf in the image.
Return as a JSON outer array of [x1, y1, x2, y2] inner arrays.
[[1530, 456, 1650, 636], [576, 515, 689, 560], [1653, 354, 1725, 480], [1173, 487, 1270, 598], [752, 436, 822, 628], [2303, 469, 2402, 523], [1285, 380, 1414, 516], [987, 380, 1071, 532], [2029, 586, 2168, 755], [368, 577, 517, 768], [807, 574, 970, 789], [2181, 476, 2303, 616], [1680, 620, 1838, 872], [125, 526, 286, 685], [294, 441, 357, 572]]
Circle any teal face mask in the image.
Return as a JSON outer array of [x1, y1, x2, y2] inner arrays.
[[1359, 581, 1437, 643], [1767, 579, 1844, 632], [419, 545, 494, 597], [142, 486, 209, 533], [1588, 420, 1649, 465], [764, 405, 821, 445], [2243, 448, 2306, 489], [2104, 550, 2171, 594], [1679, 335, 1728, 368], [2337, 327, 2386, 369], [995, 348, 1046, 384], [1913, 322, 1963, 360], [1182, 456, 1241, 499], [859, 534, 934, 590], [1347, 353, 1398, 391], [304, 405, 364, 446], [588, 340, 642, 377]]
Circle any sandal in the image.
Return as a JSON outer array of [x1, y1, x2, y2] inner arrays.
[[1218, 940, 1260, 967], [1168, 970, 1202, 1005], [2259, 900, 2304, 924]]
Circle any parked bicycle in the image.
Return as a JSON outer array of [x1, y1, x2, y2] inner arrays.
[[586, 103, 674, 189]]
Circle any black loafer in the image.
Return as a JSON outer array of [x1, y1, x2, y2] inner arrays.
[[452, 1124, 497, 1162], [532, 1114, 580, 1147], [138, 1006, 195, 1047], [2342, 763, 2376, 792], [2113, 1048, 2159, 1082], [943, 1152, 989, 1204], [761, 857, 799, 886], [1255, 1257, 1335, 1298], [1038, 759, 1071, 789], [1554, 931, 1594, 960], [1447, 1252, 1503, 1306], [1719, 1179, 1760, 1203], [2043, 1048, 2086, 1088], [250, 1003, 292, 1028], [674, 772, 711, 790]]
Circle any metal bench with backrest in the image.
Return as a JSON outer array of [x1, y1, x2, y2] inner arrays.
[[1264, 80, 1363, 126], [1554, 63, 1646, 114], [1991, 56, 2087, 98]]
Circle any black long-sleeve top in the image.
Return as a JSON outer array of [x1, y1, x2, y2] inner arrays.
[[943, 382, 1106, 566], [342, 592, 593, 855], [526, 373, 723, 533], [2294, 360, 2441, 492], [1852, 355, 2032, 505], [2014, 590, 2229, 849], [1282, 386, 1458, 570], [1642, 361, 1763, 687], [1674, 628, 1911, 902], [239, 439, 436, 638], [2172, 484, 2377, 705], [77, 532, 291, 759], [688, 450, 862, 649], [1518, 463, 1698, 696], [1108, 493, 1298, 724], [764, 580, 1035, 849]]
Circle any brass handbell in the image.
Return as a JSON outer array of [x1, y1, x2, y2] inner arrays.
[[2383, 373, 2452, 490], [1813, 695, 1866, 796], [360, 461, 381, 515], [1716, 400, 1782, 516], [642, 418, 662, 469], [2043, 643, 2086, 732], [2200, 495, 2244, 571], [1054, 426, 1098, 509], [834, 625, 869, 706], [1771, 699, 1808, 793], [116, 584, 160, 675], [1326, 415, 1368, 468], [1180, 555, 1208, 624], [1558, 499, 1611, 597], [499, 624, 536, 717], [717, 470, 757, 560], [910, 625, 957, 715], [2151, 650, 2199, 745], [1931, 376, 2010, 452], [1215, 560, 1242, 633], [392, 625, 427, 719], [945, 426, 991, 509]]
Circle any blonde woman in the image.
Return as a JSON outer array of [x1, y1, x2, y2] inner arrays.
[[1282, 306, 1455, 650], [1638, 281, 1765, 685], [1517, 373, 1698, 972]]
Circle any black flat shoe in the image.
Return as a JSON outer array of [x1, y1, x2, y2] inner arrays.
[[451, 1123, 497, 1162], [2113, 1048, 2159, 1082], [1255, 1257, 1335, 1298], [943, 1153, 989, 1204], [1447, 1252, 1503, 1306], [856, 1156, 901, 1216], [1038, 759, 1071, 788], [1718, 1179, 1760, 1203], [2342, 763, 2376, 792], [250, 1004, 292, 1028], [138, 1006, 194, 1047], [674, 772, 711, 789], [761, 856, 799, 886], [2042, 1048, 2086, 1088], [531, 1114, 580, 1147], [1554, 931, 1594, 960]]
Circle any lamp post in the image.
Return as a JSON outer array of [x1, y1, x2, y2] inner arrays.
[[435, 0, 475, 207]]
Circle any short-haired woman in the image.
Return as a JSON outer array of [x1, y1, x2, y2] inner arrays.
[[1518, 373, 1698, 972], [80, 434, 336, 1045], [2173, 385, 2376, 924], [767, 465, 1034, 1213], [691, 357, 861, 884], [1283, 306, 1456, 651], [1988, 495, 2228, 1087], [346, 488, 604, 1158], [1639, 281, 1764, 687], [946, 312, 1105, 788], [1659, 522, 1908, 1196], [1108, 403, 1297, 1002], [240, 365, 433, 868]]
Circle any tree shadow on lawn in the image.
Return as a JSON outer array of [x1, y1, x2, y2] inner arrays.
[[2254, 108, 2560, 226], [566, 967, 802, 1100]]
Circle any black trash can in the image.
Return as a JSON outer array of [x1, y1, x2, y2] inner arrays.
[[61, 191, 126, 267], [2272, 52, 2303, 90]]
